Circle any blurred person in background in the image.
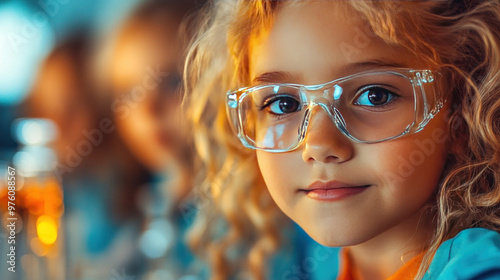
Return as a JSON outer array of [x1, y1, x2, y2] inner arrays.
[[95, 0, 207, 278], [104, 0, 196, 203]]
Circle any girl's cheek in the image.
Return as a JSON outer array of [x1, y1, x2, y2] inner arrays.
[[257, 151, 296, 183], [372, 125, 449, 190], [256, 151, 306, 204]]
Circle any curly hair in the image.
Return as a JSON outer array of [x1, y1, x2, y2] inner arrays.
[[185, 1, 500, 279]]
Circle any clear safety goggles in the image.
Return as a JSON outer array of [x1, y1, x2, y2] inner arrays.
[[227, 69, 444, 152]]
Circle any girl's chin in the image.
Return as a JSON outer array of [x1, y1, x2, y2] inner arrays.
[[296, 219, 381, 248]]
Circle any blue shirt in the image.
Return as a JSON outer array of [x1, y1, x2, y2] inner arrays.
[[424, 228, 500, 279], [275, 227, 500, 279]]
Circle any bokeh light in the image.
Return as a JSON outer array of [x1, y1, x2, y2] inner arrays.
[[36, 215, 58, 244], [139, 218, 174, 259], [0, 1, 54, 105]]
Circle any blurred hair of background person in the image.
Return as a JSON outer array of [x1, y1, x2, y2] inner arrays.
[[93, 0, 207, 279], [22, 35, 102, 160], [102, 0, 196, 203]]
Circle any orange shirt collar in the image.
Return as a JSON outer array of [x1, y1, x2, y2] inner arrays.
[[337, 248, 425, 280]]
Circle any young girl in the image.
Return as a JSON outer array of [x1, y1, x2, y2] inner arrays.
[[185, 1, 500, 279]]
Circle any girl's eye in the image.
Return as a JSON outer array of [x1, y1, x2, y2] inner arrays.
[[263, 96, 301, 115], [354, 86, 397, 107]]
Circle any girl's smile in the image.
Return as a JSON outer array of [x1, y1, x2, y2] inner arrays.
[[299, 180, 372, 201]]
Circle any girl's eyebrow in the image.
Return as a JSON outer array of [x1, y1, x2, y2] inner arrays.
[[341, 60, 407, 74], [252, 71, 296, 85], [252, 61, 406, 85]]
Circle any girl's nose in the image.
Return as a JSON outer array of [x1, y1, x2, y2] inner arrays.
[[301, 107, 354, 164]]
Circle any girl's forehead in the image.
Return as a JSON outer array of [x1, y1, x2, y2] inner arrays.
[[249, 1, 426, 85]]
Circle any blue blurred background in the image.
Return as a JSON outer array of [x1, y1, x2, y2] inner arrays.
[[0, 0, 140, 158]]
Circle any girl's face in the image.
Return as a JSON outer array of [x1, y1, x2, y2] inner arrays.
[[252, 2, 450, 247]]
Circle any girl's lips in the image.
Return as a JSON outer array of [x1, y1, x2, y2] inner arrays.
[[302, 186, 370, 201], [299, 180, 371, 201]]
